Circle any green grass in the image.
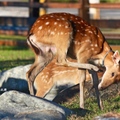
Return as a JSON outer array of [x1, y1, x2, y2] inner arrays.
[[61, 94, 120, 120], [0, 46, 34, 71]]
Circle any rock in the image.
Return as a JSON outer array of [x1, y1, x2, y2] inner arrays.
[[0, 65, 31, 94], [94, 112, 120, 120], [0, 90, 72, 120]]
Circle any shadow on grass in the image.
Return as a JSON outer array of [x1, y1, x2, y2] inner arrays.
[[53, 84, 79, 104], [71, 108, 92, 117]]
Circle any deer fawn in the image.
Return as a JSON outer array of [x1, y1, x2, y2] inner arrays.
[[34, 57, 104, 104], [26, 13, 120, 109]]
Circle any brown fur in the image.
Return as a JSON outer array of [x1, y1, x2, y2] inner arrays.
[[26, 13, 120, 108]]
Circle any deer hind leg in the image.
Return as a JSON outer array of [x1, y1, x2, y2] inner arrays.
[[77, 44, 93, 108], [26, 35, 53, 95]]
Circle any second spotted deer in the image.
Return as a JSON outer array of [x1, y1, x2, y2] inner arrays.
[[27, 13, 120, 109]]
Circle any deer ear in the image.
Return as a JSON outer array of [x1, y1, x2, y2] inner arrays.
[[112, 50, 120, 65]]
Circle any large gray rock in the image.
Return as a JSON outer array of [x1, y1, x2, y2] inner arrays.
[[0, 90, 72, 120], [0, 65, 31, 94]]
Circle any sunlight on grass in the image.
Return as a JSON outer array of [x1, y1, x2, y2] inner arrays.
[[61, 94, 120, 120], [0, 48, 34, 71], [0, 49, 33, 61]]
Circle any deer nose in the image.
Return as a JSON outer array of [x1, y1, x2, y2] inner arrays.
[[98, 84, 104, 91]]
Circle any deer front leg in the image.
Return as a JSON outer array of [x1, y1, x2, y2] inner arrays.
[[88, 70, 103, 110], [79, 69, 86, 109]]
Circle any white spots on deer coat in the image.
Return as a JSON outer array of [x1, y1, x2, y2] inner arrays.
[[37, 20, 40, 23], [81, 20, 84, 23], [74, 41, 81, 45], [95, 44, 98, 47], [91, 44, 94, 47], [88, 31, 93, 34], [65, 25, 68, 28], [45, 22, 50, 25], [85, 40, 91, 43], [54, 22, 57, 25], [94, 51, 98, 54], [41, 17, 45, 20], [59, 24, 62, 27], [51, 31, 55, 35], [37, 31, 40, 34], [56, 18, 60, 21], [61, 32, 63, 35], [75, 17, 78, 20], [92, 48, 94, 50], [74, 41, 77, 45], [97, 34, 100, 38], [39, 26, 42, 30], [48, 29, 51, 33], [51, 69, 76, 80], [65, 32, 68, 35], [61, 17, 65, 20], [45, 17, 49, 19], [50, 15, 54, 17]]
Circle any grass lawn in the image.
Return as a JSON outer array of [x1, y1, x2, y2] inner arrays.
[[64, 94, 120, 119], [0, 46, 34, 71]]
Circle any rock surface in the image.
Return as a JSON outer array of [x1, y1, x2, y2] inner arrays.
[[0, 65, 31, 94], [0, 90, 72, 120]]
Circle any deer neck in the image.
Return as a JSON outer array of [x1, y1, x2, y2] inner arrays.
[[101, 41, 114, 68], [91, 41, 114, 68]]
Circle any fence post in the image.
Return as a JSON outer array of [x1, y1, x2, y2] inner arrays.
[[29, 0, 39, 18], [78, 0, 90, 23]]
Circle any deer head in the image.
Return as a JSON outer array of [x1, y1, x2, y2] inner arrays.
[[98, 50, 120, 90]]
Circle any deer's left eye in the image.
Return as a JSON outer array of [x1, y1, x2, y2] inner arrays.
[[111, 72, 115, 77]]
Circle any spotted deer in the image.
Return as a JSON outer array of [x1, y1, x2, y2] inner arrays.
[[34, 57, 104, 108], [26, 13, 120, 109]]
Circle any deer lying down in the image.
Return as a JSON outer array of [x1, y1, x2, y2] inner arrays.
[[34, 57, 104, 99], [27, 13, 120, 109]]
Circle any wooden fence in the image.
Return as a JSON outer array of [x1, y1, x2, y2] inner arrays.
[[0, 0, 120, 40]]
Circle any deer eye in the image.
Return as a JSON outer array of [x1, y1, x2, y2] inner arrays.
[[111, 72, 115, 77]]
